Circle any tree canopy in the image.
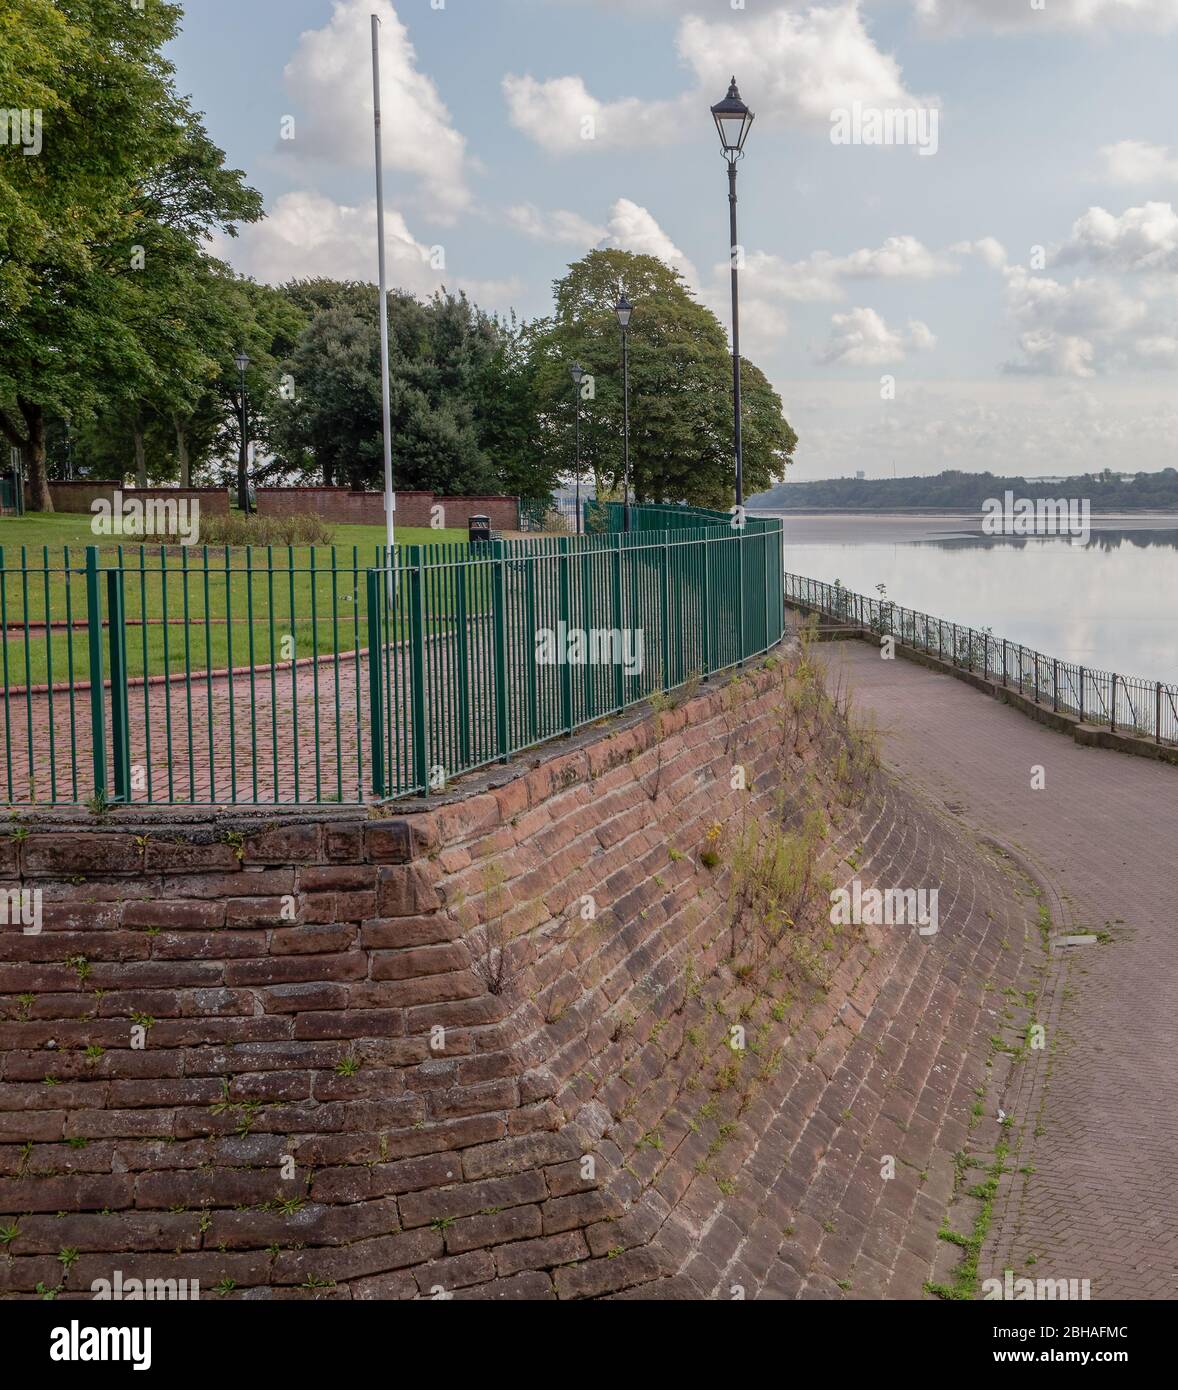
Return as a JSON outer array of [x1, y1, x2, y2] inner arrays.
[[0, 0, 263, 508], [526, 249, 796, 509], [1, 7, 797, 511]]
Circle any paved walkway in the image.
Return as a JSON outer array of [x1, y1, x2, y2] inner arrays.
[[816, 635, 1178, 1298]]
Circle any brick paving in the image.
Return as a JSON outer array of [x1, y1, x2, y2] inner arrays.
[[815, 633, 1178, 1299], [2, 651, 374, 806]]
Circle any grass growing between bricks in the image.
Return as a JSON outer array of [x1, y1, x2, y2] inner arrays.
[[926, 1140, 1010, 1301]]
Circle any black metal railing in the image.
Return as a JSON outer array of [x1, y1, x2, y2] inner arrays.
[[785, 572, 1178, 747]]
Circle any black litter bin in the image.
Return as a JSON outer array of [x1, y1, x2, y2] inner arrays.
[[468, 514, 492, 544]]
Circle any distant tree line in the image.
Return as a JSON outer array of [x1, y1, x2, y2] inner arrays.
[[752, 469, 1178, 512], [1, 6, 796, 513]]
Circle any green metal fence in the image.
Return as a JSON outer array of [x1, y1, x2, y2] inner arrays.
[[0, 506, 784, 807]]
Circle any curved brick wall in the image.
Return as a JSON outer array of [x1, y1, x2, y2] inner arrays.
[[0, 643, 1038, 1299]]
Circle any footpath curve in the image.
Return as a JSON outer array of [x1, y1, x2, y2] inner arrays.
[[815, 632, 1178, 1299]]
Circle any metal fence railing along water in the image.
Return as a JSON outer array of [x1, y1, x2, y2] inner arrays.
[[785, 572, 1178, 747], [0, 507, 785, 808]]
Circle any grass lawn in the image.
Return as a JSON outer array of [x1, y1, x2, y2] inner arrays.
[[0, 515, 483, 688]]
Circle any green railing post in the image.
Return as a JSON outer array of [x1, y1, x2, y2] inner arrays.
[[524, 548, 538, 742], [105, 566, 131, 802], [407, 546, 429, 793], [611, 535, 624, 713], [366, 569, 386, 797], [84, 547, 108, 803], [702, 537, 712, 677], [456, 560, 471, 767], [763, 529, 771, 653], [736, 525, 746, 665], [660, 530, 671, 692], [491, 539, 510, 760], [559, 538, 574, 734]]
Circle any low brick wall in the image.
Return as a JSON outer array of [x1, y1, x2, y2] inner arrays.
[[48, 483, 230, 516], [256, 489, 520, 532], [0, 646, 1036, 1299]]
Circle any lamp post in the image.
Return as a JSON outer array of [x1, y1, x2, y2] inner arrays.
[[710, 77, 755, 512], [233, 349, 251, 514], [570, 361, 585, 534], [371, 14, 396, 569], [614, 294, 633, 533]]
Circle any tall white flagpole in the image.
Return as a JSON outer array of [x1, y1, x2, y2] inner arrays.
[[371, 14, 396, 569]]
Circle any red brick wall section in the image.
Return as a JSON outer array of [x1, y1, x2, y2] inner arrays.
[[48, 483, 230, 516], [0, 652, 1032, 1299], [256, 489, 520, 531]]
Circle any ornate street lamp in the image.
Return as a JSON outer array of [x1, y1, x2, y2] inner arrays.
[[710, 77, 755, 511], [615, 294, 633, 533]]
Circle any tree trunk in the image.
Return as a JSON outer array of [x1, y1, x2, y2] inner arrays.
[[174, 415, 191, 489], [133, 421, 147, 489], [17, 397, 53, 512]]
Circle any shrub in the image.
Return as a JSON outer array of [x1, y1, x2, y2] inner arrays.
[[184, 512, 335, 548]]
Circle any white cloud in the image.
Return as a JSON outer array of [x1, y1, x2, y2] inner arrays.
[[506, 203, 607, 246], [1054, 202, 1178, 271], [817, 306, 936, 365], [220, 191, 520, 309], [504, 2, 928, 153], [1098, 140, 1178, 185], [950, 237, 1008, 269], [282, 0, 472, 222], [501, 74, 687, 155], [601, 198, 699, 285], [222, 191, 435, 288], [998, 262, 1174, 376], [913, 0, 1178, 32], [733, 235, 971, 306], [677, 3, 925, 126]]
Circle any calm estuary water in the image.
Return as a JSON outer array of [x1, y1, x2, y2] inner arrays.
[[766, 512, 1178, 687]]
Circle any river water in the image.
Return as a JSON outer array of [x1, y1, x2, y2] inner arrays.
[[765, 512, 1178, 686]]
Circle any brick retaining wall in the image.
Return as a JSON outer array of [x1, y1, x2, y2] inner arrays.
[[0, 646, 1036, 1299]]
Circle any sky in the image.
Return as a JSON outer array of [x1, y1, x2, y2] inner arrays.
[[174, 0, 1178, 481]]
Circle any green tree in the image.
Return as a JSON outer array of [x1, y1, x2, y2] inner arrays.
[[0, 0, 262, 509], [526, 249, 795, 508], [270, 281, 513, 494]]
